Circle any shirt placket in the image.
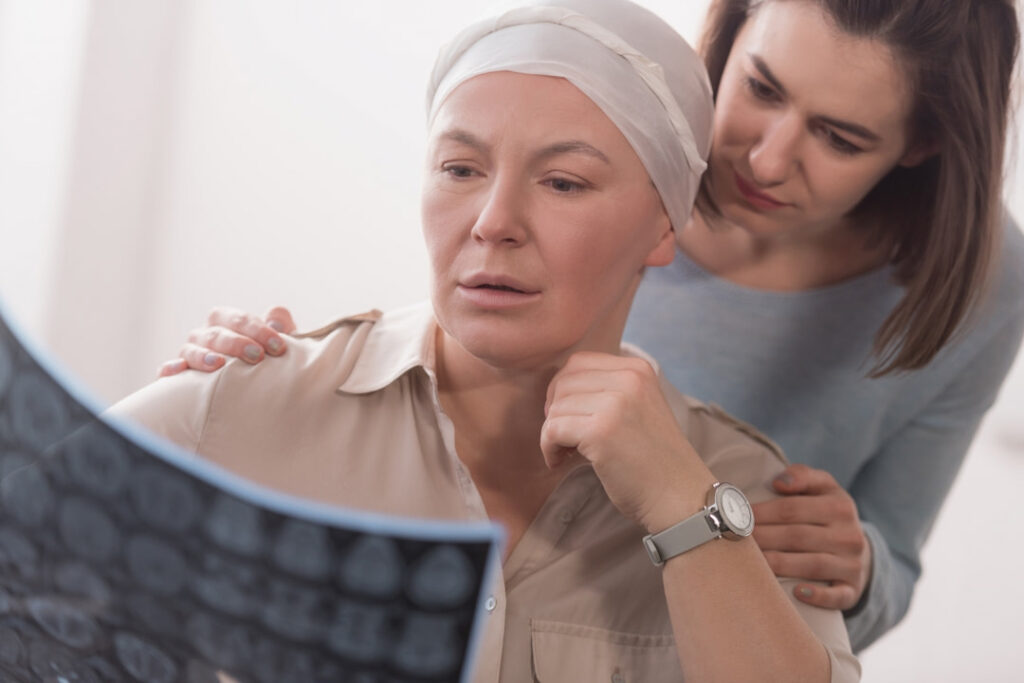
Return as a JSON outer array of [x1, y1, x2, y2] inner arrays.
[[502, 466, 598, 590], [425, 370, 506, 683]]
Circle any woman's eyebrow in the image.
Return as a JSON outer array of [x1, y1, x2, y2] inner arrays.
[[748, 52, 788, 94], [439, 128, 488, 151], [533, 140, 611, 164], [747, 52, 881, 143]]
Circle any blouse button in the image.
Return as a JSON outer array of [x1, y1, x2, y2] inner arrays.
[[611, 672, 625, 683], [559, 509, 574, 524], [485, 595, 497, 612]]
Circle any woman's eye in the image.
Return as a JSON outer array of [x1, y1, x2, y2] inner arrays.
[[443, 164, 476, 179], [822, 129, 863, 155], [545, 177, 585, 194], [744, 76, 777, 102]]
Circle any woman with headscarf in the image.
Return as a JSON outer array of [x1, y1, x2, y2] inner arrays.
[[113, 0, 858, 680]]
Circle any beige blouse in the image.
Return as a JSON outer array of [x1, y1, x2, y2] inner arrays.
[[110, 302, 859, 683]]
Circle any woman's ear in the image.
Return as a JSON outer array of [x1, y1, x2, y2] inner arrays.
[[643, 218, 676, 268], [898, 138, 939, 168]]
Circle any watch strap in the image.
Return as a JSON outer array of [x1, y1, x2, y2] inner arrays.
[[642, 507, 721, 566]]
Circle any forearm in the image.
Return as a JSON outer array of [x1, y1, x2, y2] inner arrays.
[[641, 468, 846, 682], [661, 535, 833, 683]]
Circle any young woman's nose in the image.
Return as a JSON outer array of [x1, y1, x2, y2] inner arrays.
[[748, 113, 801, 186], [470, 178, 528, 246]]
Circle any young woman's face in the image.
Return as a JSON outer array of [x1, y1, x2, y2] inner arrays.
[[422, 72, 673, 368], [707, 0, 926, 239]]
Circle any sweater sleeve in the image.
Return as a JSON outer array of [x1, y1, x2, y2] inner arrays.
[[843, 304, 1024, 650]]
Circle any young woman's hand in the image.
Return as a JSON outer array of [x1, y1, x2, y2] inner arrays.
[[751, 464, 872, 610], [540, 352, 715, 534], [157, 306, 297, 377]]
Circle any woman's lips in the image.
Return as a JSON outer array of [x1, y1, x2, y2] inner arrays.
[[457, 284, 541, 308], [457, 274, 541, 309], [733, 172, 788, 210]]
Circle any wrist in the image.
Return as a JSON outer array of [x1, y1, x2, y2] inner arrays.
[[642, 480, 754, 567], [641, 470, 717, 534]]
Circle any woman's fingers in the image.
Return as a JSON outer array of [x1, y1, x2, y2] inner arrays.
[[791, 582, 860, 611], [761, 550, 862, 586], [771, 463, 842, 495], [753, 522, 865, 556], [156, 305, 296, 377], [752, 466, 873, 610], [157, 359, 189, 378], [186, 326, 270, 364], [264, 306, 297, 334], [751, 492, 857, 526], [204, 307, 288, 357], [178, 342, 227, 370]]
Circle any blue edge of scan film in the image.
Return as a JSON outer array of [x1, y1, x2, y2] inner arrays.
[[0, 293, 504, 683]]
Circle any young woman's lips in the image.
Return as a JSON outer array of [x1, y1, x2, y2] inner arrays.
[[457, 274, 541, 309], [733, 172, 789, 210]]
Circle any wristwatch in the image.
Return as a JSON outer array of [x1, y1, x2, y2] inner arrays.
[[642, 482, 754, 566]]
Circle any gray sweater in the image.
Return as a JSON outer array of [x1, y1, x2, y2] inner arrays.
[[625, 218, 1024, 651]]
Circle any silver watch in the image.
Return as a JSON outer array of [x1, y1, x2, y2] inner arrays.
[[642, 482, 754, 566]]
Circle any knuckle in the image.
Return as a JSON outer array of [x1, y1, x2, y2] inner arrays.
[[207, 305, 235, 325], [183, 345, 207, 367], [836, 496, 858, 520], [631, 358, 656, 377], [839, 530, 865, 555], [589, 417, 615, 442], [788, 463, 812, 478], [805, 556, 827, 578], [777, 498, 800, 524], [226, 312, 248, 333], [788, 525, 813, 549], [201, 328, 222, 348], [621, 371, 645, 396]]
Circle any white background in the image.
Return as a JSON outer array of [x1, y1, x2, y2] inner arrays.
[[0, 2, 1021, 679]]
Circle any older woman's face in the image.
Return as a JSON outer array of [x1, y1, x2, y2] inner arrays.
[[422, 72, 673, 368]]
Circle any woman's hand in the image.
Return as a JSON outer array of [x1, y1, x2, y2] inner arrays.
[[540, 352, 715, 534], [157, 306, 298, 377], [751, 464, 872, 610]]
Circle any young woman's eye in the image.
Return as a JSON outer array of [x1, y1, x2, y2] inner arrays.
[[544, 177, 586, 194], [822, 128, 863, 155], [744, 76, 777, 102]]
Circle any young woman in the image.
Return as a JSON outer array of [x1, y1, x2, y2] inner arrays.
[[166, 0, 1023, 652], [113, 1, 858, 679]]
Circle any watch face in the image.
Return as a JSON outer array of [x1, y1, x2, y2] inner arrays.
[[717, 485, 754, 536]]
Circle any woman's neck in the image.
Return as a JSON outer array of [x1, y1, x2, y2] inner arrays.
[[434, 329, 567, 483], [680, 210, 891, 291]]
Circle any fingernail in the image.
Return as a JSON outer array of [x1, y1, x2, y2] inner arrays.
[[267, 337, 283, 354], [268, 321, 285, 332], [797, 587, 813, 598], [774, 473, 793, 486], [244, 344, 262, 361], [204, 353, 223, 366]]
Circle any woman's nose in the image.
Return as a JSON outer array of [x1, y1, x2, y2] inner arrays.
[[470, 179, 528, 246], [748, 114, 801, 186]]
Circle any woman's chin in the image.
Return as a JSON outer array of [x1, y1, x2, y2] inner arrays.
[[441, 324, 572, 374]]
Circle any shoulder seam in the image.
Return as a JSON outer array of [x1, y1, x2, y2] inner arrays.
[[698, 402, 789, 466], [294, 309, 382, 340], [194, 360, 231, 455]]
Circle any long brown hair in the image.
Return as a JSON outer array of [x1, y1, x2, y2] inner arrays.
[[698, 0, 1019, 376]]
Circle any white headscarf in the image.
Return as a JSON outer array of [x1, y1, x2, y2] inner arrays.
[[426, 0, 714, 231]]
